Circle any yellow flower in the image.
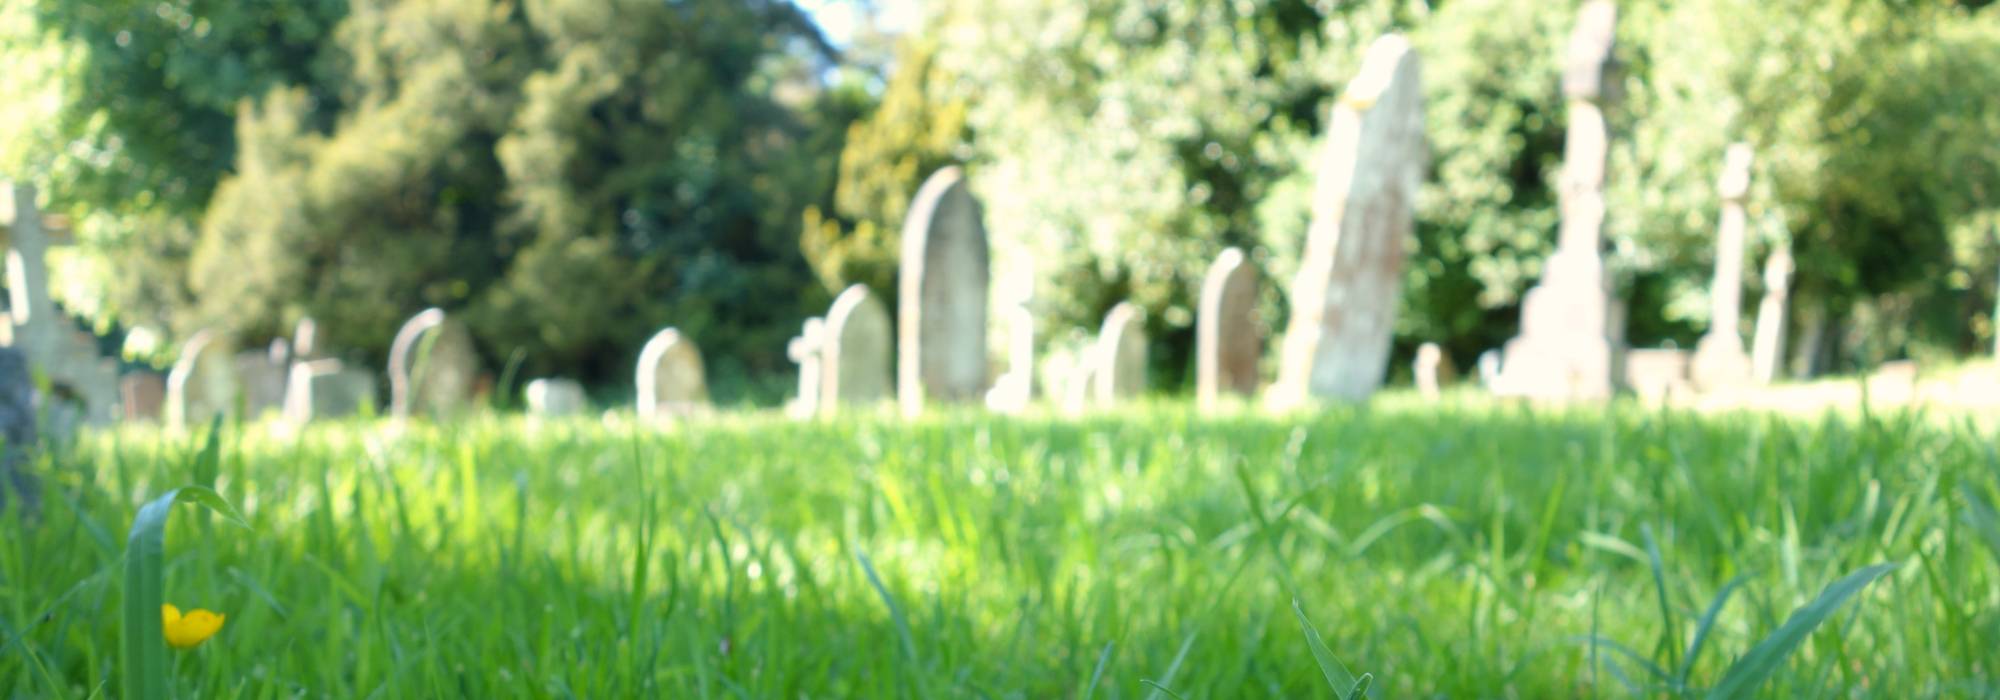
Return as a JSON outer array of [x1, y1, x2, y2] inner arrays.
[[161, 604, 225, 650]]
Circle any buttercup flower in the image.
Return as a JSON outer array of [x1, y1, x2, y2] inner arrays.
[[161, 604, 225, 650]]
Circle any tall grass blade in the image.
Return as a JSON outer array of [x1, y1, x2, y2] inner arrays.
[[122, 486, 247, 700], [1082, 641, 1114, 700], [1678, 576, 1745, 686], [856, 552, 919, 664], [1705, 563, 1897, 700], [1292, 599, 1361, 698]]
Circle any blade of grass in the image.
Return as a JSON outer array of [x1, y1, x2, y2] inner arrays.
[[122, 486, 247, 700], [1293, 599, 1360, 698], [1706, 562, 1898, 700]]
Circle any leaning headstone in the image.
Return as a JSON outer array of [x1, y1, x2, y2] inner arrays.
[[1090, 302, 1147, 404], [386, 308, 480, 419], [1493, 1, 1623, 401], [1270, 34, 1425, 407], [1414, 342, 1457, 400], [525, 378, 587, 417], [165, 330, 240, 430], [822, 285, 894, 413], [4, 183, 118, 424], [120, 372, 166, 422], [283, 359, 377, 424], [1197, 247, 1262, 411], [636, 328, 709, 422], [1749, 246, 1793, 384], [897, 167, 990, 416], [787, 317, 826, 418], [0, 347, 38, 513], [1690, 144, 1756, 391]]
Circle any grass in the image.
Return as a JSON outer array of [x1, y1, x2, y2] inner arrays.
[[3, 392, 1998, 697]]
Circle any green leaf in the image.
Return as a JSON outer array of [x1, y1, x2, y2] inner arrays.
[[1293, 599, 1362, 698], [122, 486, 248, 699], [1706, 563, 1898, 700]]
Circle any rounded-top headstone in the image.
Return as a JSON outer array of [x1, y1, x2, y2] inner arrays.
[[386, 308, 479, 419], [166, 329, 240, 430], [897, 167, 990, 416], [636, 328, 708, 421], [1090, 302, 1147, 404], [1197, 247, 1262, 410], [821, 285, 893, 412]]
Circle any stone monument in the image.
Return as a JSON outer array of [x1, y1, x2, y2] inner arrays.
[[636, 328, 709, 422], [1197, 247, 1262, 411], [897, 167, 990, 416], [821, 285, 893, 413], [1690, 144, 1756, 391]]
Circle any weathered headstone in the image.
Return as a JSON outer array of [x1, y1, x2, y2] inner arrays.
[[1270, 34, 1425, 407], [636, 328, 709, 422], [1623, 348, 1692, 403], [165, 330, 239, 430], [1690, 144, 1756, 391], [897, 167, 990, 416], [822, 285, 893, 413], [1749, 246, 1793, 384], [786, 317, 826, 418], [1476, 349, 1503, 388], [4, 183, 118, 424], [234, 348, 289, 419], [1493, 1, 1623, 401], [1090, 302, 1146, 404], [1414, 342, 1457, 400], [0, 347, 38, 512], [283, 359, 377, 424], [1197, 247, 1262, 411], [386, 308, 480, 419], [525, 378, 587, 417], [120, 372, 166, 422]]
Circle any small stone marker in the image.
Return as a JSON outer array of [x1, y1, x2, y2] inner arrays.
[[1271, 34, 1425, 407], [1493, 0, 1623, 401], [1476, 349, 1503, 387], [1749, 246, 1793, 384], [1414, 342, 1457, 400], [898, 167, 990, 416], [283, 359, 377, 424], [787, 317, 826, 418], [120, 372, 166, 422], [636, 328, 709, 422], [525, 378, 587, 417], [1623, 348, 1692, 403], [1197, 247, 1262, 411], [1090, 302, 1146, 404], [1690, 144, 1756, 391], [386, 308, 480, 419], [165, 330, 239, 430], [821, 285, 893, 413]]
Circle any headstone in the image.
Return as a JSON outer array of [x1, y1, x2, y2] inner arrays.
[[0, 347, 38, 512], [283, 359, 377, 424], [386, 308, 480, 419], [1623, 348, 1692, 403], [120, 372, 166, 422], [822, 285, 893, 413], [3, 183, 118, 424], [234, 350, 289, 418], [291, 317, 321, 360], [1090, 302, 1146, 404], [1690, 144, 1756, 391], [786, 317, 826, 418], [1414, 342, 1457, 400], [636, 328, 709, 422], [1493, 1, 1623, 401], [1197, 247, 1262, 411], [1270, 34, 1425, 407], [1476, 349, 1503, 387], [1867, 360, 1920, 403], [165, 330, 239, 430], [897, 167, 990, 417], [1749, 246, 1793, 384], [525, 378, 587, 417]]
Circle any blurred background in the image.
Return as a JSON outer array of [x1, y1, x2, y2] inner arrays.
[[1, 0, 1997, 405]]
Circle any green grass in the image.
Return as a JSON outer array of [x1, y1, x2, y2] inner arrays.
[[4, 393, 1998, 697]]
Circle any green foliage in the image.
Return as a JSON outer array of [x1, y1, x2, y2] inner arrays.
[[5, 400, 1990, 694]]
